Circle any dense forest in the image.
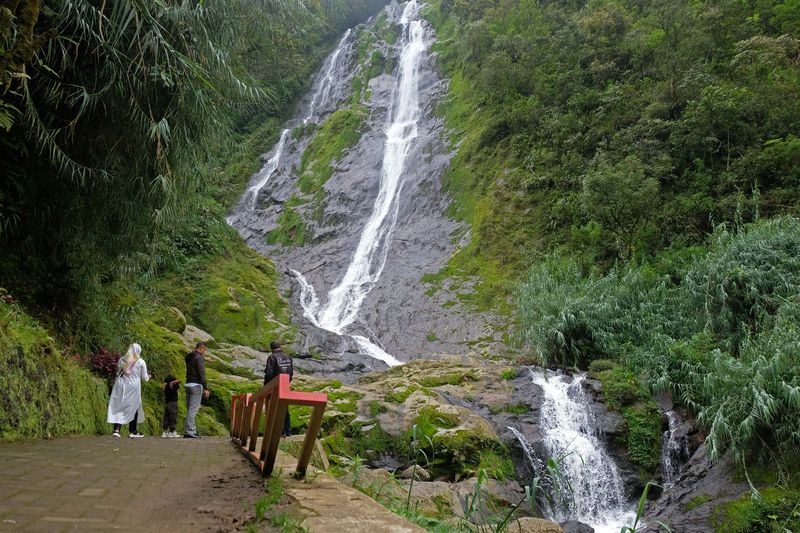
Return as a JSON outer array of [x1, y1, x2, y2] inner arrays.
[[420, 0, 800, 528], [2, 0, 800, 530], [0, 0, 386, 438]]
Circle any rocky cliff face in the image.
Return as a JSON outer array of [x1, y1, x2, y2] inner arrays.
[[229, 1, 502, 375]]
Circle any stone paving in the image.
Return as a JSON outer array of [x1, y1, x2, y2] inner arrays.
[[0, 436, 423, 532], [0, 436, 262, 531]]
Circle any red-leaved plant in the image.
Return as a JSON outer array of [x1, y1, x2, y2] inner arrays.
[[89, 348, 121, 383]]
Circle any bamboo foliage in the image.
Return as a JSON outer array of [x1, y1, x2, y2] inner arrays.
[[517, 217, 800, 471]]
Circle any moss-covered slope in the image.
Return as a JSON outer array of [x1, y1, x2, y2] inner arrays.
[[0, 297, 107, 439]]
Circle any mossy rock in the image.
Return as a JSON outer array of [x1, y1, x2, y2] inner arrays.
[[189, 245, 293, 349], [713, 487, 800, 532], [0, 299, 108, 439], [151, 306, 187, 334]]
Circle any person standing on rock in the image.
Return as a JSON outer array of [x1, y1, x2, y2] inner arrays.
[[263, 341, 293, 437], [184, 342, 210, 439], [107, 343, 150, 438]]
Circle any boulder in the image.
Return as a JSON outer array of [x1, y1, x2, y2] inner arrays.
[[182, 325, 217, 350], [641, 445, 749, 532], [508, 518, 564, 532], [399, 465, 431, 481], [559, 520, 594, 533], [152, 306, 187, 334]]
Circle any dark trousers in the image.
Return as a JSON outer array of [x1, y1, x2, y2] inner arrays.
[[283, 412, 291, 437], [113, 418, 137, 434], [162, 401, 178, 431]]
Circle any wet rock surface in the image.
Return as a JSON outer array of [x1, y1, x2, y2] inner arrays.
[[641, 445, 747, 532], [228, 1, 503, 373]]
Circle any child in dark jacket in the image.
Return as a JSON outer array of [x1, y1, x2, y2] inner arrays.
[[162, 374, 180, 438]]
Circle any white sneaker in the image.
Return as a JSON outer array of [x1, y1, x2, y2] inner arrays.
[[129, 433, 144, 439], [170, 431, 180, 438], [161, 431, 169, 438], [112, 431, 120, 438]]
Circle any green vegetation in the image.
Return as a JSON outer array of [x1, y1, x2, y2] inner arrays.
[[385, 384, 433, 403], [369, 400, 388, 417], [267, 207, 309, 247], [0, 298, 107, 439], [298, 107, 368, 197], [713, 487, 800, 533], [521, 218, 800, 475], [499, 368, 517, 381], [684, 494, 713, 512]]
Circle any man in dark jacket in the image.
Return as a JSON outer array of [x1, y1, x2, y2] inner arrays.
[[184, 342, 210, 438], [263, 341, 293, 437]]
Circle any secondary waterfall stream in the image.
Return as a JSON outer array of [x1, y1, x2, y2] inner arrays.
[[661, 411, 689, 488], [242, 29, 354, 210], [292, 0, 427, 367], [520, 370, 634, 532]]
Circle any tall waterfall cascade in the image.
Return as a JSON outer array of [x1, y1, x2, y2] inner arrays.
[[529, 370, 634, 532], [292, 0, 428, 367]]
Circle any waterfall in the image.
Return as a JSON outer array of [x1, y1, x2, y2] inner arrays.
[[305, 29, 352, 124], [245, 128, 290, 208], [243, 30, 353, 209], [292, 1, 426, 366], [531, 370, 634, 533], [508, 426, 543, 473], [661, 411, 688, 488]]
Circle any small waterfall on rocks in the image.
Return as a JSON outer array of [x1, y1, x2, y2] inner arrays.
[[661, 411, 688, 488], [292, 0, 428, 366], [526, 370, 634, 532]]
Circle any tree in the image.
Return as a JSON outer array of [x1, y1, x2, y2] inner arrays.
[[581, 155, 659, 259]]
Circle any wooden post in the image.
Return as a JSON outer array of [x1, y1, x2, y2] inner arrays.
[[296, 404, 325, 477], [248, 396, 264, 454], [263, 398, 288, 477], [259, 390, 278, 466], [241, 399, 256, 450]]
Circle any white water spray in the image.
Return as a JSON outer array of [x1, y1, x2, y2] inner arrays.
[[292, 1, 426, 366], [531, 370, 634, 533], [245, 128, 290, 208]]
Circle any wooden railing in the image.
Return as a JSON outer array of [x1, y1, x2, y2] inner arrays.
[[230, 374, 327, 478]]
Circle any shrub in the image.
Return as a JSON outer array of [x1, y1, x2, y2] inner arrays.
[[88, 347, 121, 383], [500, 368, 517, 380]]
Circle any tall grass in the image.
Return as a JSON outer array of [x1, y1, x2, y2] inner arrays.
[[517, 217, 800, 474]]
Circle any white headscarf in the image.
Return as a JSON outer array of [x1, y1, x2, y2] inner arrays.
[[126, 343, 142, 360], [118, 343, 142, 372]]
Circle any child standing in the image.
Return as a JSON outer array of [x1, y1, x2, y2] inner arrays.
[[162, 374, 180, 438]]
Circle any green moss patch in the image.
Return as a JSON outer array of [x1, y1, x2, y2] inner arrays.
[[0, 299, 108, 439], [418, 370, 479, 388], [684, 494, 713, 512], [298, 107, 367, 196], [189, 243, 293, 349], [385, 384, 433, 403], [713, 487, 800, 532], [266, 207, 308, 246]]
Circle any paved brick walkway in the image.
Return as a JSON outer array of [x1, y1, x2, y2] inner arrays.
[[0, 436, 265, 531], [0, 436, 424, 532]]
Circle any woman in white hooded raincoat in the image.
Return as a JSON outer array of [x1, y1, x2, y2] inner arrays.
[[107, 343, 150, 438]]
